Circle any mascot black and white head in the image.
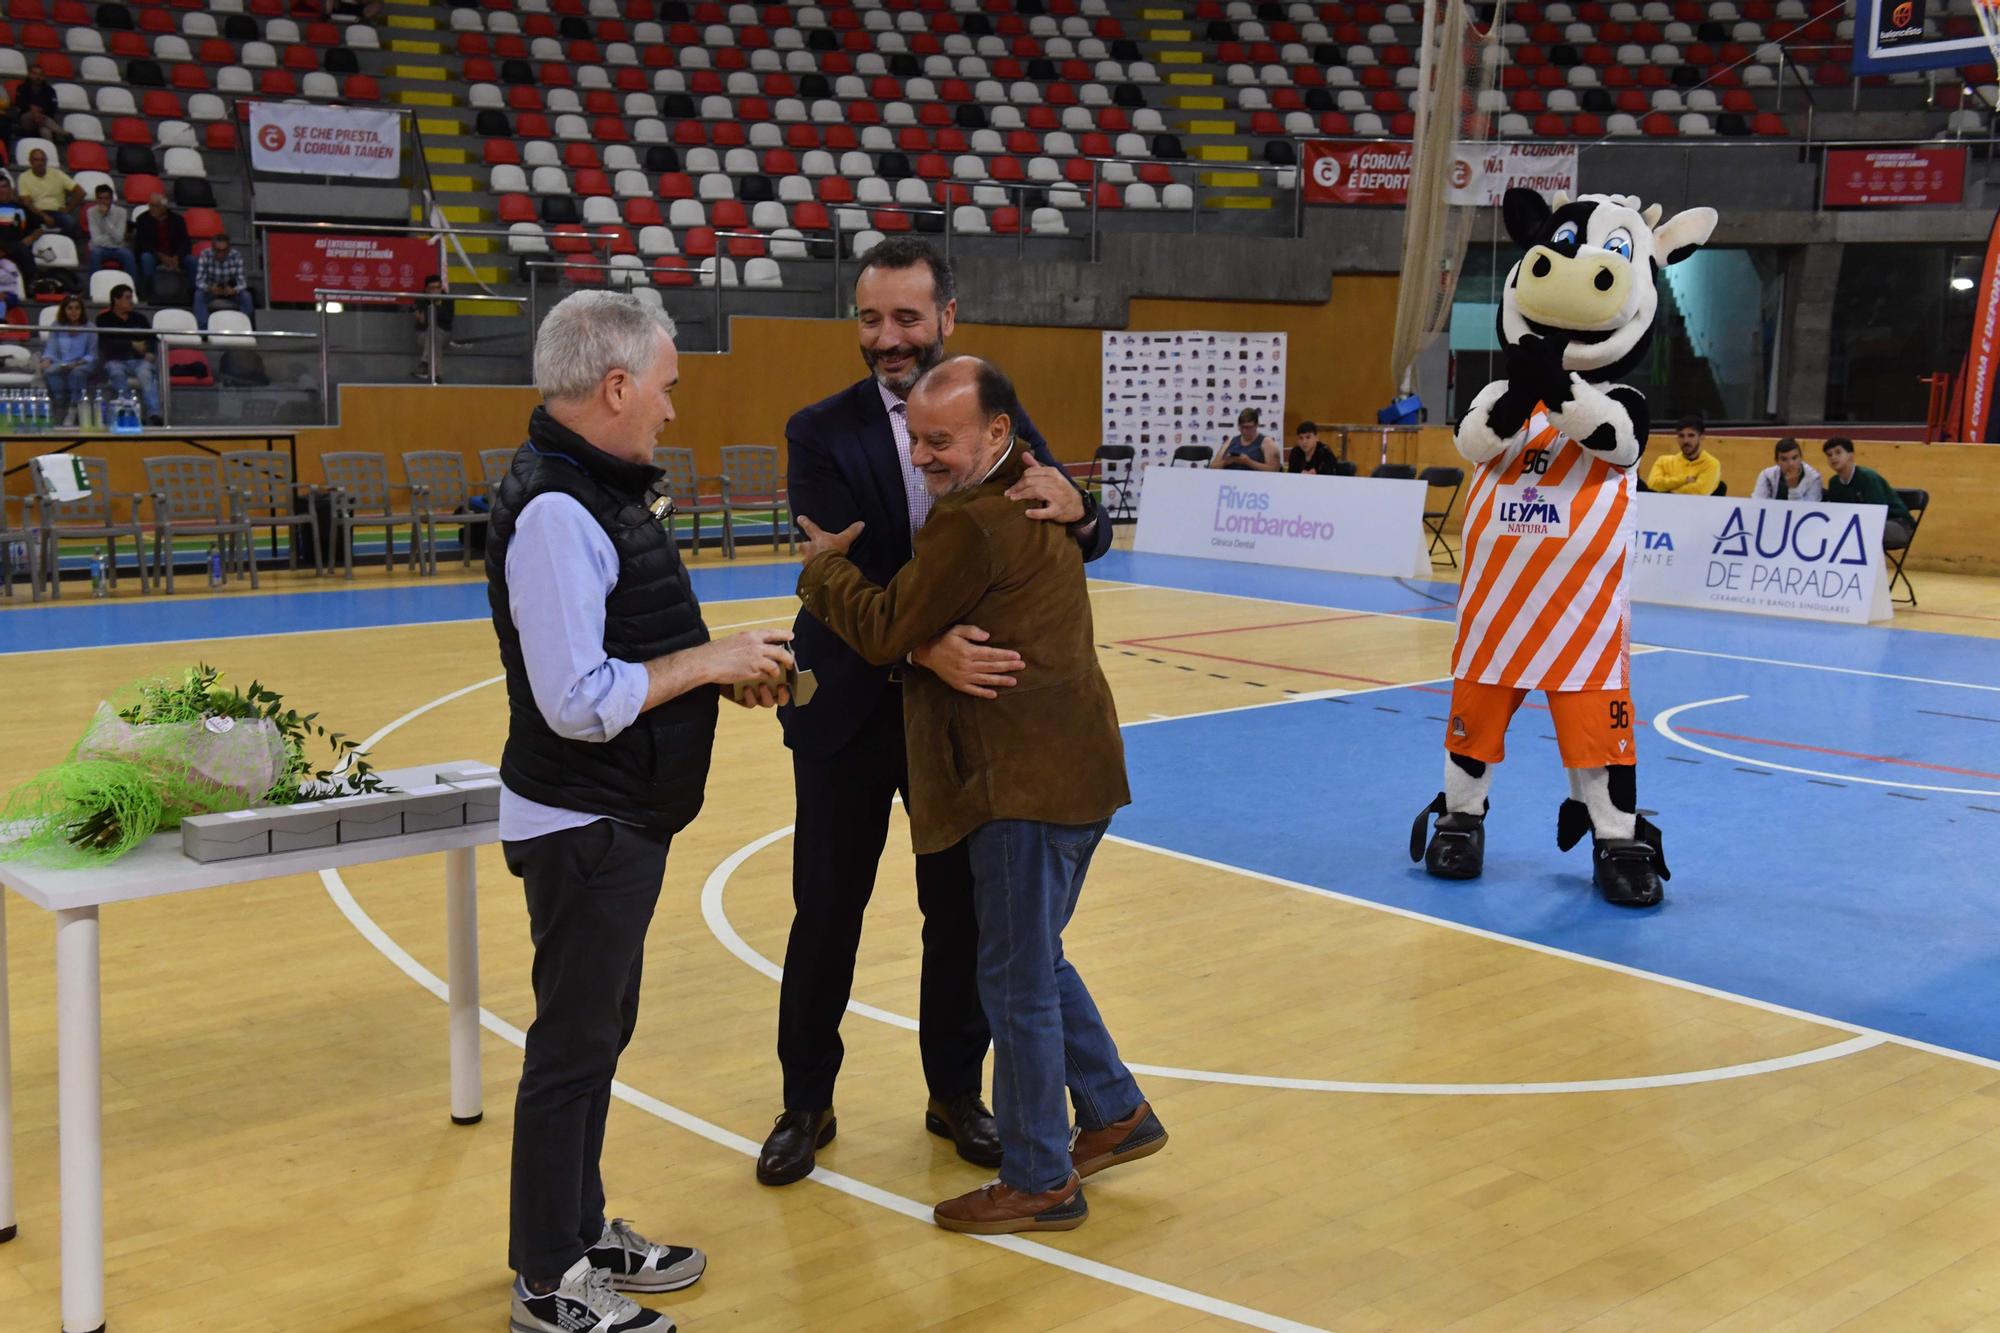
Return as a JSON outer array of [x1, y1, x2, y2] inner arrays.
[[1459, 188, 1719, 466]]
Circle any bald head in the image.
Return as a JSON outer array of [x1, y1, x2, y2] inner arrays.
[[906, 356, 1018, 497]]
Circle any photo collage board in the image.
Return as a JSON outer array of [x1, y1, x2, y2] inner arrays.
[[1099, 330, 1290, 511]]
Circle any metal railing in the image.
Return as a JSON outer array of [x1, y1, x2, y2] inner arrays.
[[312, 288, 527, 398], [2, 323, 315, 427]]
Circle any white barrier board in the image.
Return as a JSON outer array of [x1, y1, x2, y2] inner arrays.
[[1134, 468, 1430, 578], [1630, 493, 1892, 624]]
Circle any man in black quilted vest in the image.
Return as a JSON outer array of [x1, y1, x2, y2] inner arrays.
[[487, 290, 795, 1333]]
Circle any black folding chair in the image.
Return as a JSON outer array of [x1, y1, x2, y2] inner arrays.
[[1419, 466, 1464, 568], [1371, 463, 1417, 479], [1171, 444, 1213, 467], [1089, 445, 1137, 522], [1889, 488, 1928, 606]]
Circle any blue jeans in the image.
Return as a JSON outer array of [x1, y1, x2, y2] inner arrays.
[[194, 288, 253, 327], [43, 364, 92, 420], [964, 817, 1142, 1194], [86, 245, 136, 279], [102, 358, 159, 418]]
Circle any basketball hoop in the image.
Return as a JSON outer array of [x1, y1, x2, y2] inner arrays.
[[1970, 0, 2000, 104]]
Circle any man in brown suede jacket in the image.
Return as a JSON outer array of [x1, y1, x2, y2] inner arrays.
[[796, 356, 1167, 1235]]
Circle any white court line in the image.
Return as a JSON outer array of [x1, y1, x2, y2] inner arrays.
[[1652, 695, 2000, 798], [1108, 835, 2000, 1077], [317, 864, 1331, 1333], [1101, 577, 2000, 695], [698, 824, 1884, 1094]]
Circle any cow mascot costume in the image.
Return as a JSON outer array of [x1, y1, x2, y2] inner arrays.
[[1410, 188, 1716, 908]]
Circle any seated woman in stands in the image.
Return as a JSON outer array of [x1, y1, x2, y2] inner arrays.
[[1211, 407, 1281, 471], [40, 293, 96, 426]]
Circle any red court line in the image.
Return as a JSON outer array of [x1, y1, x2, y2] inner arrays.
[[1676, 726, 2000, 781], [1116, 640, 1402, 686], [1119, 605, 1452, 646]]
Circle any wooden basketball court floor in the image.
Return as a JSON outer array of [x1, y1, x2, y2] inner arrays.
[[2, 545, 2000, 1333]]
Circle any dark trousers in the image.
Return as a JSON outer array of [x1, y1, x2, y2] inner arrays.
[[778, 685, 989, 1111], [504, 817, 671, 1282]]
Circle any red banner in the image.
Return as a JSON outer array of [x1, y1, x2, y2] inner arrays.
[[1302, 141, 1413, 205], [267, 231, 438, 304], [1955, 205, 2000, 443], [1822, 146, 1966, 206]]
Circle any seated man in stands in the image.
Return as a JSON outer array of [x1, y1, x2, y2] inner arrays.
[[412, 273, 454, 380], [96, 284, 163, 426], [1821, 437, 1914, 551], [0, 177, 37, 305], [133, 194, 192, 301], [84, 184, 136, 283], [8, 64, 67, 146], [16, 149, 83, 243], [1645, 415, 1722, 495], [193, 233, 254, 328], [1285, 420, 1341, 475], [1751, 437, 1821, 501]]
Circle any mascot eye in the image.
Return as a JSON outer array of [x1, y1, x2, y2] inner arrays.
[[1551, 221, 1579, 248], [1603, 228, 1634, 260]]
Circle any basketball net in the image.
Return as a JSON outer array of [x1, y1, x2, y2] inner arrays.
[[1973, 0, 2000, 107], [1388, 0, 1504, 398]]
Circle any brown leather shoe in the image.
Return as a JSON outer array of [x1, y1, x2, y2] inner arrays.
[[756, 1108, 835, 1187], [925, 1092, 1002, 1169], [1070, 1101, 1167, 1179], [933, 1173, 1087, 1234]]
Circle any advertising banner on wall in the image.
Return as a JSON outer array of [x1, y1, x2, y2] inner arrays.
[[1302, 141, 1414, 205], [1303, 141, 1577, 206], [1100, 329, 1288, 509], [1956, 204, 2000, 443], [1134, 469, 1431, 578], [267, 231, 436, 304], [1821, 146, 1966, 206], [1443, 143, 1579, 207], [249, 102, 403, 179], [1630, 493, 1891, 624]]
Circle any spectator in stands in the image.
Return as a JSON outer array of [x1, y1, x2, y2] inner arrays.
[[1821, 437, 1914, 550], [1645, 415, 1723, 495], [1211, 407, 1281, 471], [193, 233, 253, 328], [39, 293, 96, 426], [413, 273, 454, 380], [16, 149, 83, 243], [133, 194, 192, 300], [0, 251, 23, 314], [84, 184, 135, 283], [1285, 420, 1341, 475], [0, 176, 37, 300], [8, 64, 67, 147], [96, 283, 162, 425], [1751, 437, 1822, 502]]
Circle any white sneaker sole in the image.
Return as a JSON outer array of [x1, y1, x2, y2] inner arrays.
[[609, 1255, 706, 1294]]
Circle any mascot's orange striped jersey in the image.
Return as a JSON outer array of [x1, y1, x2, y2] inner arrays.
[[1449, 402, 1635, 693]]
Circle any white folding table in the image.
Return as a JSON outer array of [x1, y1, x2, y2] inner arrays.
[[0, 762, 498, 1333]]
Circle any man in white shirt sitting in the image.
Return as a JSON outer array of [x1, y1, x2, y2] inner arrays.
[[1751, 436, 1822, 502]]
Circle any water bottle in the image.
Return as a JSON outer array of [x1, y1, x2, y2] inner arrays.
[[90, 550, 107, 598], [118, 390, 138, 434], [207, 544, 223, 587], [36, 388, 51, 432], [95, 390, 110, 433]]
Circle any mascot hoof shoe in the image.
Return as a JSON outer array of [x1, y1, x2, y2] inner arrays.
[[1592, 837, 1664, 908], [1426, 812, 1487, 880]]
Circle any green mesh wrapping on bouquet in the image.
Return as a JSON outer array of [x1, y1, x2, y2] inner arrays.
[[0, 666, 380, 865]]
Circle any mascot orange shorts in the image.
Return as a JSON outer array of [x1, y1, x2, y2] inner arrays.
[[1444, 679, 1638, 769]]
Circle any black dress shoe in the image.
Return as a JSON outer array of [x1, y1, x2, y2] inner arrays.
[[925, 1092, 1003, 1169], [756, 1108, 835, 1186]]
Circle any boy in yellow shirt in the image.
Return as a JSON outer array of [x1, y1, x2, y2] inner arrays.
[[1645, 415, 1722, 494]]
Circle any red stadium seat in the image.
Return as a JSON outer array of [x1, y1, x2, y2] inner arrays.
[[563, 142, 602, 169], [204, 122, 236, 151], [990, 205, 1020, 233], [785, 123, 819, 149], [485, 139, 523, 166], [1752, 112, 1787, 135], [258, 68, 298, 94], [112, 117, 152, 145], [593, 116, 629, 142], [345, 74, 381, 101], [711, 200, 747, 228], [464, 56, 498, 81], [583, 89, 618, 115], [682, 225, 716, 257], [673, 122, 706, 146], [1641, 112, 1675, 135], [18, 19, 57, 46], [171, 62, 209, 90], [792, 201, 829, 231], [817, 176, 854, 203], [1318, 111, 1351, 135], [516, 112, 553, 138], [549, 224, 592, 254], [654, 256, 693, 286], [657, 172, 693, 198], [458, 32, 490, 56], [498, 193, 537, 222], [183, 206, 223, 239], [109, 30, 147, 57], [123, 172, 165, 205], [141, 90, 182, 118], [1535, 112, 1567, 136], [763, 148, 799, 175], [539, 62, 573, 87], [872, 209, 909, 232], [508, 86, 543, 111], [711, 121, 745, 147], [66, 141, 109, 171], [623, 197, 663, 225], [283, 44, 319, 71]]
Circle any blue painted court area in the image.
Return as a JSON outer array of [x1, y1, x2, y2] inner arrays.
[[1117, 644, 2000, 1063]]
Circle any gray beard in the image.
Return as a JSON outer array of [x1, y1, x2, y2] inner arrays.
[[864, 334, 946, 396]]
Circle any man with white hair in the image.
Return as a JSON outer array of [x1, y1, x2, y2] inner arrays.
[[488, 290, 796, 1333]]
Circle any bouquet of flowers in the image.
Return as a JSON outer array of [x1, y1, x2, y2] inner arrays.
[[0, 665, 385, 864]]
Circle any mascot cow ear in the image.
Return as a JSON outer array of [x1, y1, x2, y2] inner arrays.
[[1653, 205, 1718, 266], [1502, 186, 1551, 249]]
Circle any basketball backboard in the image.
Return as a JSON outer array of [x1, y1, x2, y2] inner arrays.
[[1852, 0, 1993, 74]]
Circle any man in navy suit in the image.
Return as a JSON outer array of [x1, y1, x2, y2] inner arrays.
[[757, 239, 1112, 1185]]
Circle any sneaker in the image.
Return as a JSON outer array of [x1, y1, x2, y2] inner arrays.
[[587, 1218, 706, 1294], [1069, 1101, 1168, 1179], [509, 1255, 673, 1333]]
